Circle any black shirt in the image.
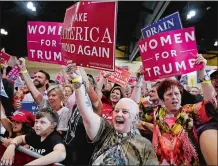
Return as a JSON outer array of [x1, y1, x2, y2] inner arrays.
[[62, 107, 95, 165], [25, 130, 63, 156]]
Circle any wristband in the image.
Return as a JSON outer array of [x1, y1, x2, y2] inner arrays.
[[202, 80, 211, 84], [72, 77, 82, 83], [20, 69, 28, 74]]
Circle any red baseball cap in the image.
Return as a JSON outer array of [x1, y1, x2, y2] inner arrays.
[[10, 110, 35, 126]]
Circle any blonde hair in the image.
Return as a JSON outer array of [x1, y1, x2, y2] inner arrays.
[[64, 84, 74, 92], [47, 85, 64, 101]]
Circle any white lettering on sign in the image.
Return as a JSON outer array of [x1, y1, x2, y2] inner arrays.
[[144, 59, 196, 77], [40, 39, 57, 47], [71, 13, 88, 22], [139, 30, 195, 53], [62, 27, 112, 44], [154, 50, 177, 60], [62, 43, 110, 58], [145, 18, 175, 37], [30, 49, 62, 61], [28, 25, 62, 35]]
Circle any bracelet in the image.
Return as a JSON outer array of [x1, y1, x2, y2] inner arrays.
[[72, 77, 82, 83], [202, 80, 211, 84], [20, 69, 28, 74], [9, 142, 17, 147]]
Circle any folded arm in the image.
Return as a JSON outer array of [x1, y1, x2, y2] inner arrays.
[[25, 144, 66, 165]]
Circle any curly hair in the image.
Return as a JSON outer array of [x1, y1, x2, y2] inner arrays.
[[157, 79, 183, 100]]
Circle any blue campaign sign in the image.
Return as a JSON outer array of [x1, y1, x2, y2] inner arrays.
[[141, 12, 183, 39], [0, 79, 8, 98], [21, 102, 39, 115]]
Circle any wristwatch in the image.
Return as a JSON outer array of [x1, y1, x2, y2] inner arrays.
[[72, 81, 83, 89], [199, 74, 210, 83]]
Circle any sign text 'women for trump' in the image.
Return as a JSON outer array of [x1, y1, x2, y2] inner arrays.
[[138, 27, 204, 81]]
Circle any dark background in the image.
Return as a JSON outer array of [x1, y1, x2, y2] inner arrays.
[[0, 1, 217, 60]]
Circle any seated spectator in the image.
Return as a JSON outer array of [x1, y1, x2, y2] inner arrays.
[[66, 62, 158, 165], [1, 108, 66, 165]]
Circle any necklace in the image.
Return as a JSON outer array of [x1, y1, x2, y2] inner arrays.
[[64, 107, 80, 145]]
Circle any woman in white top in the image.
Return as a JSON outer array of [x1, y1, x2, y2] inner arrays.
[[39, 85, 71, 132]]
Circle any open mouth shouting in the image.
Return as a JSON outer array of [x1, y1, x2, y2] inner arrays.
[[115, 118, 124, 124]]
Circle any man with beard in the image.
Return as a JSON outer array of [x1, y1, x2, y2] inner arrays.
[[17, 58, 50, 104]]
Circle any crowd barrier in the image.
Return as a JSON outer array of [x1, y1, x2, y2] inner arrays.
[[0, 136, 64, 166]]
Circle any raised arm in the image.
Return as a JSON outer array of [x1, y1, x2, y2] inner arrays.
[[197, 54, 216, 101], [66, 61, 101, 141], [78, 67, 103, 116], [96, 72, 111, 94], [1, 62, 8, 79], [0, 103, 12, 136], [131, 66, 144, 103], [17, 58, 43, 104]]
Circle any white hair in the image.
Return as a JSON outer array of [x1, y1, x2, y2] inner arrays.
[[117, 98, 139, 115], [116, 98, 139, 128]]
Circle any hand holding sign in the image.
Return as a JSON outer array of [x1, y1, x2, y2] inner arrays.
[[66, 60, 82, 81], [138, 27, 203, 81], [1, 61, 8, 71], [102, 71, 111, 78], [100, 66, 131, 87], [17, 58, 27, 71], [0, 49, 10, 65], [195, 54, 207, 67]]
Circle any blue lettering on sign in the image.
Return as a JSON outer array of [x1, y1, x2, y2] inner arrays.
[[141, 12, 183, 39], [21, 102, 39, 115]]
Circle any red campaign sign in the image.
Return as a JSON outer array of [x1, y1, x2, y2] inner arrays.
[[7, 64, 20, 82], [138, 27, 203, 81], [101, 66, 131, 87], [27, 22, 66, 65], [129, 76, 137, 85], [61, 1, 117, 71], [0, 50, 10, 64], [56, 72, 65, 85]]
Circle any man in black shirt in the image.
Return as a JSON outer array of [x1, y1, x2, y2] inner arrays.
[[1, 108, 66, 165]]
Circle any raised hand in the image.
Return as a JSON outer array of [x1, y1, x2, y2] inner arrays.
[[66, 61, 82, 81], [17, 58, 27, 71], [103, 71, 111, 78], [195, 54, 207, 67]]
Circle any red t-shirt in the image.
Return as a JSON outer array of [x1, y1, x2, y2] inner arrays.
[[101, 96, 113, 123]]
